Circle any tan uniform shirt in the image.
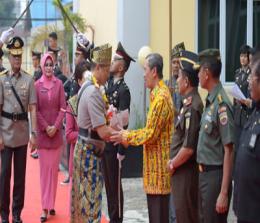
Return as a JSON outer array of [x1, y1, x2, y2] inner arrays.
[[0, 70, 36, 147]]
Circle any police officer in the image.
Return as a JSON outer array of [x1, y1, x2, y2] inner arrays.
[[233, 56, 260, 223], [168, 50, 203, 223], [233, 44, 253, 150], [102, 42, 135, 223], [196, 49, 235, 223], [0, 34, 37, 223], [31, 51, 42, 81]]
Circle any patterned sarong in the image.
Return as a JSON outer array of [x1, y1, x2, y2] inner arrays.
[[71, 139, 103, 223]]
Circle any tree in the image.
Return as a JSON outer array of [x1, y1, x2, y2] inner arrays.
[[0, 0, 16, 27]]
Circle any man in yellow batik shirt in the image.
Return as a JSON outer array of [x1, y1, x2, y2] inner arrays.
[[111, 53, 175, 223]]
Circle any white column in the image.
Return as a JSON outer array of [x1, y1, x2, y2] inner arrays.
[[247, 0, 253, 46], [219, 0, 226, 83]]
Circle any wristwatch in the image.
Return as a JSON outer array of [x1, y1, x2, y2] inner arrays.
[[31, 130, 37, 137]]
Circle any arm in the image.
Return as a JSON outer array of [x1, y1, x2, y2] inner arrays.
[[123, 97, 171, 146], [96, 124, 115, 141], [169, 108, 201, 172], [54, 81, 66, 129], [216, 143, 234, 213], [65, 105, 78, 144], [28, 104, 37, 148], [216, 104, 235, 213]]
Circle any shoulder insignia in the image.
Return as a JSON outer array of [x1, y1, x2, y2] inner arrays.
[[183, 96, 192, 106], [218, 105, 228, 125], [0, 69, 8, 76], [21, 69, 30, 76], [217, 94, 223, 104]]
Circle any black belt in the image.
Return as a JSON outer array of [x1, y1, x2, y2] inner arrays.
[[78, 127, 101, 140], [198, 164, 223, 173], [1, 111, 28, 121]]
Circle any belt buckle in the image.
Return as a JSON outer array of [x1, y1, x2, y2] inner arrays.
[[199, 164, 204, 173], [12, 113, 18, 122]]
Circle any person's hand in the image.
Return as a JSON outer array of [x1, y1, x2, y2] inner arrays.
[[117, 153, 125, 162], [216, 192, 228, 213], [110, 130, 125, 145], [239, 98, 252, 108], [0, 136, 4, 151], [167, 160, 176, 175], [0, 27, 14, 44], [29, 134, 37, 152], [76, 32, 89, 48], [48, 126, 57, 138]]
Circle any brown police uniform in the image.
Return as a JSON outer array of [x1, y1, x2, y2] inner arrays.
[[0, 37, 36, 222], [170, 50, 203, 223]]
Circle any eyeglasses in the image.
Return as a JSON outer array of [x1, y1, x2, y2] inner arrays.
[[45, 63, 53, 67]]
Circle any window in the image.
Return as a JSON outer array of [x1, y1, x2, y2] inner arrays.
[[197, 0, 258, 83]]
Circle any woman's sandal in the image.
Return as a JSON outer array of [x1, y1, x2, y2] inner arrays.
[[40, 209, 48, 222]]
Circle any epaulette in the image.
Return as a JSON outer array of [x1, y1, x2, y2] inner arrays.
[[21, 69, 31, 76], [0, 69, 8, 76], [217, 94, 223, 104]]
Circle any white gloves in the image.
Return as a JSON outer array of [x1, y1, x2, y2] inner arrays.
[[76, 32, 89, 48], [0, 27, 14, 44]]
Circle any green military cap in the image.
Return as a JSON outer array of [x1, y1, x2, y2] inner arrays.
[[6, 36, 24, 56], [194, 48, 221, 70], [171, 42, 185, 58], [90, 43, 112, 65]]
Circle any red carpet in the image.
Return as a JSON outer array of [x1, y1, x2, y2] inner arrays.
[[21, 151, 108, 222]]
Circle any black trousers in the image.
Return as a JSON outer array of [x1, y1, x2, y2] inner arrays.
[[0, 145, 27, 220], [147, 194, 169, 223], [102, 147, 123, 223], [198, 169, 232, 223]]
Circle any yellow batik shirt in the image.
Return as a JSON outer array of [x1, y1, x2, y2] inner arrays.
[[123, 80, 174, 194]]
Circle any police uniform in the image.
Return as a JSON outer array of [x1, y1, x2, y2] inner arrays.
[[31, 51, 42, 81], [0, 37, 36, 223], [170, 51, 203, 223], [196, 49, 235, 223], [102, 42, 134, 223], [70, 43, 112, 223], [233, 102, 260, 223]]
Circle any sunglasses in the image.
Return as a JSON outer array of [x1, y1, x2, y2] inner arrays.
[[45, 63, 53, 67]]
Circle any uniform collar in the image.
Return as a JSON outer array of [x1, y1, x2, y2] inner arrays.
[[182, 88, 197, 106], [10, 70, 21, 79], [113, 77, 123, 85], [207, 82, 222, 104]]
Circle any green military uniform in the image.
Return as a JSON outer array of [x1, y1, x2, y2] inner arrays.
[[0, 36, 36, 223], [196, 49, 235, 223]]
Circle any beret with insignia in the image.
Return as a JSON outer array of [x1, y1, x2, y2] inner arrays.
[[171, 42, 185, 58]]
